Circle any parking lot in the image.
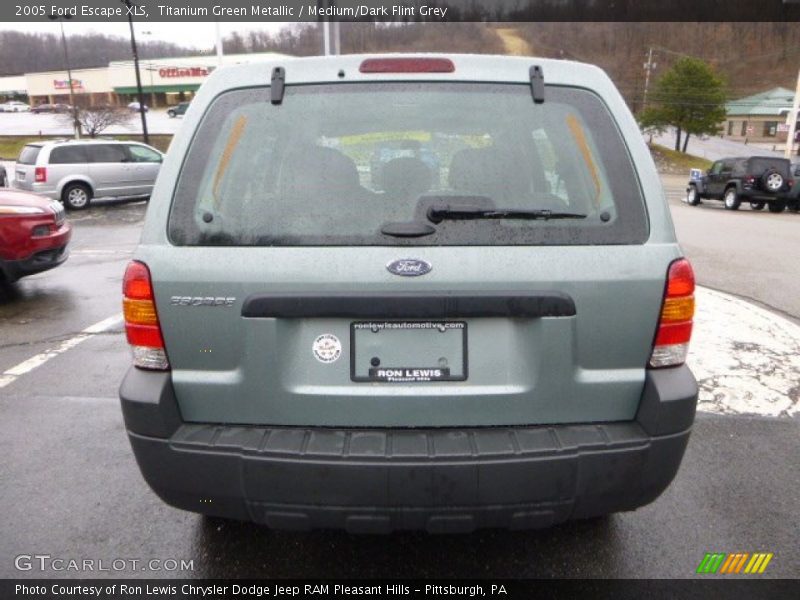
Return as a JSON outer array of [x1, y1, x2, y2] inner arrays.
[[0, 173, 797, 578], [0, 108, 182, 137]]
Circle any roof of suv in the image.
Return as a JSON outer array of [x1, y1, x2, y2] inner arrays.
[[200, 53, 610, 91]]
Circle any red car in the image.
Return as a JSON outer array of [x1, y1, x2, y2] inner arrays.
[[0, 189, 71, 282]]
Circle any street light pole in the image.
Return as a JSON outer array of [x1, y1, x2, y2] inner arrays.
[[785, 68, 800, 159], [642, 46, 657, 111], [49, 14, 80, 139], [122, 0, 149, 145]]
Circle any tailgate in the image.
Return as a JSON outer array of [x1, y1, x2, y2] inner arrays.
[[142, 244, 677, 428]]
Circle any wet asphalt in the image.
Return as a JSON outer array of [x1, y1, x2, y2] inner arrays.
[[0, 188, 798, 579]]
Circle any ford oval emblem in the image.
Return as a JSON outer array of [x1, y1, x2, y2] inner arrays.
[[386, 258, 432, 277]]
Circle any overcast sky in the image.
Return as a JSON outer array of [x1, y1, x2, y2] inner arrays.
[[0, 22, 290, 51]]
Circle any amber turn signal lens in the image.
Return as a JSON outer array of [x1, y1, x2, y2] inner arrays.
[[660, 296, 695, 323], [123, 298, 158, 326]]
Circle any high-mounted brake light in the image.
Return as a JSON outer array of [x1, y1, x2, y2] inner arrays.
[[359, 57, 455, 74], [123, 260, 169, 370], [35, 167, 47, 183], [649, 258, 695, 368]]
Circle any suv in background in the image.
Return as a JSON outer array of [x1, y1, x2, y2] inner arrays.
[[12, 140, 163, 210], [120, 54, 698, 532], [687, 156, 794, 212], [787, 162, 800, 212], [167, 102, 190, 118]]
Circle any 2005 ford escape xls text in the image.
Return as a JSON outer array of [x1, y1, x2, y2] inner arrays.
[[119, 55, 699, 533]]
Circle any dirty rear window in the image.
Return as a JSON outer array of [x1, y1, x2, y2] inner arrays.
[[169, 83, 648, 246]]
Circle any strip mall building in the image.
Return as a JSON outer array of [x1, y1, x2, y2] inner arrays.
[[0, 52, 286, 107]]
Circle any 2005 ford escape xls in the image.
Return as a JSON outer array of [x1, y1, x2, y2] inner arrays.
[[120, 55, 698, 533]]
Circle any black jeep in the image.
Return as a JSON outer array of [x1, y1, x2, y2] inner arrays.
[[687, 156, 794, 212]]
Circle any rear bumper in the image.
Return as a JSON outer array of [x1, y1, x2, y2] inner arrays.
[[739, 189, 792, 201], [120, 366, 698, 532]]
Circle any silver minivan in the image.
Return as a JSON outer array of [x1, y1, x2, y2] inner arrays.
[[13, 140, 163, 210]]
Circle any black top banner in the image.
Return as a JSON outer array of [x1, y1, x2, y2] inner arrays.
[[4, 0, 800, 23]]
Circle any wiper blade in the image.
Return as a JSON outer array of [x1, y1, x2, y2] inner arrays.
[[380, 221, 436, 238], [427, 206, 587, 224]]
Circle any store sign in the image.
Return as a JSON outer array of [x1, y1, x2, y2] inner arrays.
[[158, 67, 210, 78], [54, 79, 83, 90]]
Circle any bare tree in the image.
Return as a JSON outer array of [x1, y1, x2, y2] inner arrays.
[[59, 105, 133, 138]]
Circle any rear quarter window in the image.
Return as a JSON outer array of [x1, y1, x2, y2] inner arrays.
[[169, 83, 648, 246]]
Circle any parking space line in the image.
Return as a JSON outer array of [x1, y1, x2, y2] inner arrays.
[[0, 314, 123, 390]]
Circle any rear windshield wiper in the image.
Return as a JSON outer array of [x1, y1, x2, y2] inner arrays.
[[427, 206, 587, 224]]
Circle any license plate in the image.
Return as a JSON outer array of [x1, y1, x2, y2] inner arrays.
[[16, 171, 25, 181], [350, 321, 467, 382]]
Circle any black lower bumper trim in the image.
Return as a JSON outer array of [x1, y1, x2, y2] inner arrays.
[[128, 423, 690, 533], [120, 366, 698, 532], [0, 245, 68, 281]]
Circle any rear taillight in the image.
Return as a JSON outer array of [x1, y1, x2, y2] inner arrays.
[[649, 258, 695, 368], [359, 57, 455, 73], [35, 167, 47, 183], [123, 260, 169, 370]]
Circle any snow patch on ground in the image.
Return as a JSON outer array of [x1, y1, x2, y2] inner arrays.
[[690, 286, 800, 417]]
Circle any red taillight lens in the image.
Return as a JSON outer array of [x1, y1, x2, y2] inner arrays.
[[123, 260, 169, 370], [666, 259, 695, 297], [359, 57, 455, 73], [35, 167, 46, 183], [649, 258, 695, 368]]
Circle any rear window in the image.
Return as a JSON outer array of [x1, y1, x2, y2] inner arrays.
[[49, 146, 89, 164], [169, 83, 648, 246], [17, 145, 41, 165]]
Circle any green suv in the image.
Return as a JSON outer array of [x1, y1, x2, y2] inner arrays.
[[120, 55, 698, 532]]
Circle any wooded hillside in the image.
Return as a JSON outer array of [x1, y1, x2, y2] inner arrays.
[[2, 22, 797, 109]]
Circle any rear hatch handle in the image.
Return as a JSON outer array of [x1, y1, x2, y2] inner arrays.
[[242, 291, 576, 319]]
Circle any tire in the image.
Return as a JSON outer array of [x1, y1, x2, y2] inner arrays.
[[767, 201, 786, 214], [788, 201, 799, 213], [62, 182, 92, 210], [687, 186, 701, 206], [167, 110, 176, 118], [761, 169, 784, 193], [749, 201, 765, 211], [723, 187, 740, 210]]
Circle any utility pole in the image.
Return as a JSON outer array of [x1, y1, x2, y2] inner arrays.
[[785, 68, 800, 159], [642, 47, 657, 111], [49, 14, 80, 139], [215, 21, 223, 66], [319, 1, 340, 55], [122, 0, 149, 145]]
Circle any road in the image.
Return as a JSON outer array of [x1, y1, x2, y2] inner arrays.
[[661, 175, 800, 322], [0, 186, 798, 579]]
